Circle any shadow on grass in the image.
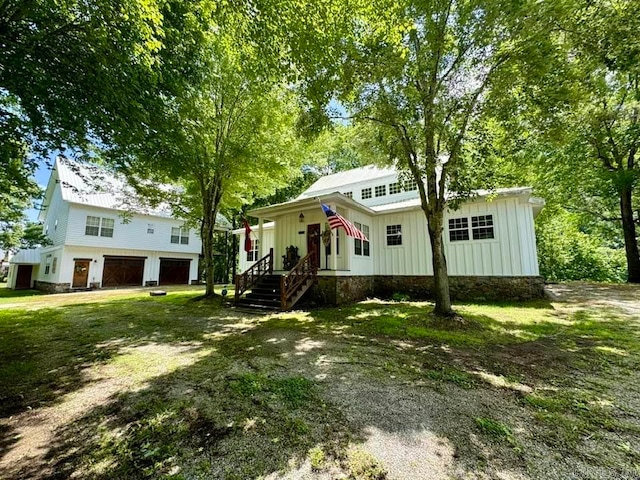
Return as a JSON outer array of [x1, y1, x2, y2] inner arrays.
[[0, 287, 43, 300], [1, 294, 639, 479]]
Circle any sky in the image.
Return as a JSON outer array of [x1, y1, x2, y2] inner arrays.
[[25, 153, 58, 222]]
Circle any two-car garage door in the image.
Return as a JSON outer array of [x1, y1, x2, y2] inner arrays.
[[101, 256, 192, 287]]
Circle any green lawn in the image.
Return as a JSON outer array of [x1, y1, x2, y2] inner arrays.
[[0, 285, 639, 479]]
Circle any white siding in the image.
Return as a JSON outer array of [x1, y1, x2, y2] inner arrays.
[[40, 246, 199, 287], [373, 196, 538, 277], [42, 181, 70, 246], [238, 228, 275, 272], [65, 204, 201, 255]]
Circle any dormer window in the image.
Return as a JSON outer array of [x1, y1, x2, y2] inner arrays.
[[389, 182, 401, 194], [361, 187, 372, 199], [344, 191, 353, 198], [404, 179, 418, 191], [375, 185, 386, 197]]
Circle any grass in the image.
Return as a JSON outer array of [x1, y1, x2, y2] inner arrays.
[[0, 284, 639, 479]]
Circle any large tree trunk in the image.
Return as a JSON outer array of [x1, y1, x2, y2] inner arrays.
[[200, 176, 223, 298], [620, 184, 640, 283], [425, 209, 453, 316]]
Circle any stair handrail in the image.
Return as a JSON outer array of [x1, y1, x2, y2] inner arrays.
[[235, 248, 273, 302], [280, 251, 318, 310]]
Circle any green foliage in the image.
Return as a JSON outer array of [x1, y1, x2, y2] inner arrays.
[[536, 208, 627, 282], [474, 417, 516, 445]]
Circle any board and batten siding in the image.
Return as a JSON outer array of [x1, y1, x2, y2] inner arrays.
[[238, 227, 275, 272], [374, 196, 539, 276], [57, 246, 199, 287], [65, 204, 201, 254]]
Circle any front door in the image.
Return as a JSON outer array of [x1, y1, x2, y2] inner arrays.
[[72, 260, 90, 288], [307, 223, 321, 269]]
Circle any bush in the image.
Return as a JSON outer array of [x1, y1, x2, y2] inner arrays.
[[536, 208, 627, 283]]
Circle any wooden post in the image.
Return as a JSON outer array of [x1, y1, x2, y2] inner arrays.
[[269, 248, 273, 273]]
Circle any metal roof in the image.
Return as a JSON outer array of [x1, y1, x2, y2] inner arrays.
[[9, 249, 41, 264], [48, 157, 230, 229], [297, 165, 397, 198]]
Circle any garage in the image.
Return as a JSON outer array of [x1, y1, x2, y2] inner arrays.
[[159, 258, 191, 285], [102, 256, 145, 287]]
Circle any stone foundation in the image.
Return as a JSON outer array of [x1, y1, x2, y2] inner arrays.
[[35, 281, 72, 294], [306, 276, 374, 306], [304, 275, 544, 306], [373, 275, 545, 302]]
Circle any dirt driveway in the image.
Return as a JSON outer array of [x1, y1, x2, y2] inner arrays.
[[0, 282, 639, 480]]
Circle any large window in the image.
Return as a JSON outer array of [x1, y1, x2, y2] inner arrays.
[[85, 216, 113, 237], [386, 224, 402, 246], [375, 185, 386, 197], [389, 182, 401, 195], [448, 217, 470, 241], [171, 226, 189, 245], [247, 239, 259, 262], [448, 215, 495, 241], [361, 187, 372, 200], [44, 255, 52, 275], [354, 222, 370, 256], [472, 215, 495, 239]]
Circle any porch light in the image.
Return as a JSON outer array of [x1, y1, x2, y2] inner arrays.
[[299, 213, 305, 223]]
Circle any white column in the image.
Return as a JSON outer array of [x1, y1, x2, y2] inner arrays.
[[331, 204, 338, 270], [258, 217, 264, 258]]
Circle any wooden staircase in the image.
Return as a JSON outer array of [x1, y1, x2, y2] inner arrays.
[[234, 249, 317, 311]]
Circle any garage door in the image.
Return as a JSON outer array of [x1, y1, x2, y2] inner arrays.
[[102, 256, 145, 287], [159, 258, 191, 285]]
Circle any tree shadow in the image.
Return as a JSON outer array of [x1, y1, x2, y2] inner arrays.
[[1, 294, 638, 479]]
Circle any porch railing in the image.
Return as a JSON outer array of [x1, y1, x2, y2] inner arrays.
[[280, 251, 318, 310], [235, 248, 273, 302]]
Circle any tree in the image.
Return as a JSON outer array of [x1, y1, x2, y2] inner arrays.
[[558, 1, 640, 282], [307, 0, 553, 315], [114, 51, 303, 297], [0, 220, 52, 257]]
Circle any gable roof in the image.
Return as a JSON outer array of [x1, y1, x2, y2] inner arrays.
[[40, 157, 231, 229], [297, 165, 396, 199]]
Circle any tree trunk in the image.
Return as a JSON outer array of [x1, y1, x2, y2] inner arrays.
[[620, 184, 640, 283], [425, 209, 454, 316], [201, 211, 217, 297]]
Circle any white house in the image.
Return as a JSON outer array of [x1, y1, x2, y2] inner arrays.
[[233, 165, 545, 308], [7, 157, 228, 292]]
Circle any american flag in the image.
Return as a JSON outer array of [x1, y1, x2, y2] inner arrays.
[[321, 204, 368, 241]]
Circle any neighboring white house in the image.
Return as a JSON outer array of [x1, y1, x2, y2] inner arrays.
[[7, 157, 229, 292], [233, 165, 545, 304]]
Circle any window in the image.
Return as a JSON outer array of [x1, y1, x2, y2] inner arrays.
[[45, 255, 52, 275], [472, 215, 495, 240], [85, 216, 100, 236], [147, 223, 154, 234], [361, 187, 372, 199], [171, 226, 189, 245], [354, 222, 370, 256], [344, 191, 353, 199], [375, 185, 386, 197], [52, 257, 57, 274], [448, 217, 470, 241], [404, 179, 418, 191], [45, 224, 49, 235], [100, 218, 114, 237], [85, 216, 114, 237], [386, 224, 402, 246], [54, 219, 58, 231], [389, 182, 401, 195], [247, 239, 259, 262]]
